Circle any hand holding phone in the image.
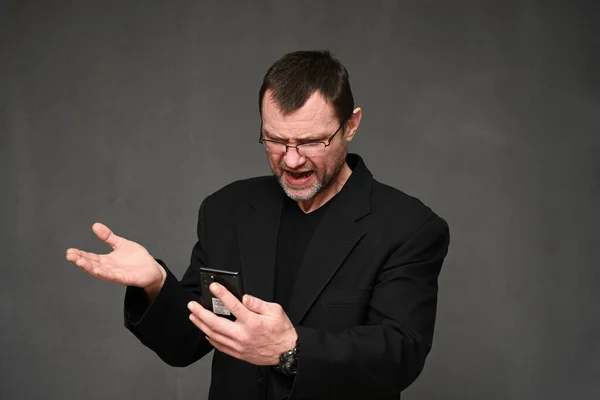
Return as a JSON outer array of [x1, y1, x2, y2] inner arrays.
[[199, 268, 244, 319]]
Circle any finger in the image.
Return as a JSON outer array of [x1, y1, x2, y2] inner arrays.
[[66, 249, 101, 266], [92, 222, 122, 250], [188, 314, 242, 353], [206, 336, 241, 360], [66, 248, 87, 260], [66, 248, 81, 263], [188, 301, 240, 340], [68, 251, 125, 284], [210, 283, 250, 321], [72, 255, 105, 276], [79, 249, 102, 262], [67, 250, 95, 270], [242, 294, 271, 315]]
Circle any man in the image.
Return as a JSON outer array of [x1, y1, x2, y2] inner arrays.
[[66, 50, 450, 400]]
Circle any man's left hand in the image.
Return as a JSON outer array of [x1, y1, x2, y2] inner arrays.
[[187, 283, 297, 366]]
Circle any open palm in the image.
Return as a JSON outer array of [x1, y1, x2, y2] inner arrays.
[[66, 222, 165, 289]]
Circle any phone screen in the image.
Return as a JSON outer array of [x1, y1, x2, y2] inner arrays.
[[199, 268, 244, 319]]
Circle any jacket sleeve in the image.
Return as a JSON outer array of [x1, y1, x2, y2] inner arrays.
[[286, 215, 450, 399], [123, 198, 214, 367]]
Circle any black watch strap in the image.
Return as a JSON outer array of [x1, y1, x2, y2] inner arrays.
[[274, 339, 299, 376]]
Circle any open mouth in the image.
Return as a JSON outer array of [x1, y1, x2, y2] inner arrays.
[[284, 170, 314, 185], [288, 171, 312, 179]]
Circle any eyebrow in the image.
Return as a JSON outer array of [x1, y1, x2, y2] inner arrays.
[[261, 127, 329, 142]]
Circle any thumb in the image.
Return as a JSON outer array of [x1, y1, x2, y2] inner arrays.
[[92, 222, 122, 250], [243, 294, 270, 315]]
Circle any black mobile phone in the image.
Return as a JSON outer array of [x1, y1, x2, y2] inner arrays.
[[199, 267, 244, 319]]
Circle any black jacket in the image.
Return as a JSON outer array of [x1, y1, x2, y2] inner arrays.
[[124, 153, 450, 399]]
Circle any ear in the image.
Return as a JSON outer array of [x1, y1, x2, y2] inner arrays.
[[343, 107, 362, 142]]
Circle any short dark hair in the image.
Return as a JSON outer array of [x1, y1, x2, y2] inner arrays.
[[258, 50, 354, 124]]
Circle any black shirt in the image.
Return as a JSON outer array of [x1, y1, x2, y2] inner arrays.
[[274, 195, 333, 311]]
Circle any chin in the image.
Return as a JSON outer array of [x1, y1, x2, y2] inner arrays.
[[280, 180, 321, 201], [285, 190, 316, 201]]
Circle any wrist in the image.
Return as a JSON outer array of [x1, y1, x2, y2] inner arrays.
[[274, 328, 299, 376], [143, 262, 167, 301], [283, 327, 298, 354]]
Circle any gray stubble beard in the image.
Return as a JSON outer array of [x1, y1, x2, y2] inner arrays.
[[276, 150, 347, 201]]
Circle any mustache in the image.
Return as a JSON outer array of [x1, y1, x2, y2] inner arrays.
[[279, 164, 315, 174]]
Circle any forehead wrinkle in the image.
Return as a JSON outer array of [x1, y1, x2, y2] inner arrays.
[[262, 91, 338, 141]]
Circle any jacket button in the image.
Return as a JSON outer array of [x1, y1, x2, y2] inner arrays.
[[258, 377, 264, 383]]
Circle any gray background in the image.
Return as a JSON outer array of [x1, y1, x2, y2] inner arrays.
[[1, 1, 598, 399]]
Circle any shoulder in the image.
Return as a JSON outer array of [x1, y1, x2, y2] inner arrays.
[[348, 153, 445, 233], [201, 175, 278, 210], [211, 175, 276, 198], [369, 179, 448, 237]]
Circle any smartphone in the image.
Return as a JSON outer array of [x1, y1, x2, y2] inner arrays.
[[199, 267, 244, 319]]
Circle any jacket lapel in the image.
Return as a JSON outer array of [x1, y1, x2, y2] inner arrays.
[[236, 154, 373, 323], [237, 178, 284, 303], [287, 154, 373, 325]]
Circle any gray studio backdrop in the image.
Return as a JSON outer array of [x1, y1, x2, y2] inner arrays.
[[1, 1, 598, 399]]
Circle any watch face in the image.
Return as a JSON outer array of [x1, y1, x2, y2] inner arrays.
[[278, 351, 298, 375], [285, 356, 298, 373], [277, 341, 299, 375]]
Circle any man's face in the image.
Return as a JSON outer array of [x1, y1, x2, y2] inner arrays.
[[260, 90, 348, 201]]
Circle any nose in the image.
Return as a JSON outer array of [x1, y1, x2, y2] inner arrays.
[[283, 147, 306, 169]]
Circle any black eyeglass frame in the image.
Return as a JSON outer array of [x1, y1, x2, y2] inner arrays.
[[258, 120, 346, 156]]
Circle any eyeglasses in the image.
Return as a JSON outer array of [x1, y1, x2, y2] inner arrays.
[[259, 121, 345, 157]]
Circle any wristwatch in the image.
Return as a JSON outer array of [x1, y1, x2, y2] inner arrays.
[[274, 339, 299, 376]]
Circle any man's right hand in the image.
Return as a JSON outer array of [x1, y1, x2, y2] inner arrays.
[[66, 222, 167, 299]]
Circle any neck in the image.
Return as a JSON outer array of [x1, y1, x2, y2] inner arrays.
[[296, 162, 352, 213]]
